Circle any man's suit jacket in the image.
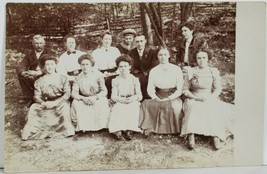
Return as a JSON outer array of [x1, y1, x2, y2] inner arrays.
[[176, 36, 208, 67], [129, 46, 158, 75], [16, 49, 49, 75]]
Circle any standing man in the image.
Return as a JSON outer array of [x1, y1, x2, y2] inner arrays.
[[57, 34, 86, 82], [129, 33, 158, 99], [117, 28, 136, 55], [176, 21, 208, 67], [16, 35, 49, 101]]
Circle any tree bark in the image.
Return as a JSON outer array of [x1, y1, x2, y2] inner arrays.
[[144, 4, 165, 46], [148, 3, 160, 31], [157, 3, 163, 38], [111, 4, 116, 20], [140, 3, 153, 45], [180, 2, 193, 24], [171, 3, 176, 45]]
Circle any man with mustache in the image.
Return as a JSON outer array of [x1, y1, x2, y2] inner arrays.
[[16, 35, 49, 103]]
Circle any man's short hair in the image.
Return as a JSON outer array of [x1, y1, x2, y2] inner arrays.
[[135, 32, 146, 38]]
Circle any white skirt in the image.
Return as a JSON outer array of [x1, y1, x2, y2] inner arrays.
[[109, 101, 142, 133], [71, 98, 110, 132], [181, 97, 234, 141]]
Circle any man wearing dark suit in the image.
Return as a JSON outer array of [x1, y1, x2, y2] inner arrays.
[[176, 21, 208, 67], [129, 33, 158, 99], [16, 35, 49, 100]]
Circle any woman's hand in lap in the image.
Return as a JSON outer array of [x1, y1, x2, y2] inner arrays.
[[43, 101, 57, 109]]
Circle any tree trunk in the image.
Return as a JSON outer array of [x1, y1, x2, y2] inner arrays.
[[180, 2, 193, 23], [114, 3, 119, 19], [157, 3, 164, 38], [140, 3, 153, 46], [144, 4, 165, 46], [171, 3, 176, 45], [111, 4, 116, 20], [104, 4, 110, 30]]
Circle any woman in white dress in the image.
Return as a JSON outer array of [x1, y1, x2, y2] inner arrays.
[[181, 48, 234, 150], [108, 55, 142, 140], [139, 46, 184, 136], [70, 54, 110, 132]]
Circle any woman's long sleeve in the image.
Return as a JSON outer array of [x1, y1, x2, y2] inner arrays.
[[211, 68, 222, 97], [71, 76, 81, 100], [53, 76, 70, 105], [147, 70, 158, 99], [97, 75, 108, 98], [33, 79, 44, 104], [111, 78, 119, 102], [133, 77, 143, 101], [168, 67, 184, 100]]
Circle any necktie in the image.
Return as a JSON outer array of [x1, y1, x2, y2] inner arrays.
[[67, 51, 76, 55]]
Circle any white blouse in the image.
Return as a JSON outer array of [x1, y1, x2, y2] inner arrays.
[[91, 47, 121, 70], [147, 63, 184, 100]]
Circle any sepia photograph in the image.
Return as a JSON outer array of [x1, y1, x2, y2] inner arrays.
[[4, 1, 237, 172]]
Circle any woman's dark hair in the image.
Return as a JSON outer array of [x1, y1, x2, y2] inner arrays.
[[78, 54, 95, 66], [39, 54, 58, 69], [63, 34, 76, 43], [180, 21, 195, 31], [194, 47, 214, 60], [115, 54, 133, 67]]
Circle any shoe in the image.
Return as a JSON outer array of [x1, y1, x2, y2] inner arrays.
[[114, 131, 124, 141], [143, 130, 151, 138], [188, 134, 195, 150], [213, 137, 222, 150], [124, 131, 133, 141]]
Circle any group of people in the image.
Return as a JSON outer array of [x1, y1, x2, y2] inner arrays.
[[17, 21, 233, 150]]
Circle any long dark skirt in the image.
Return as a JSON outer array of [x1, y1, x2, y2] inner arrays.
[[139, 88, 183, 134]]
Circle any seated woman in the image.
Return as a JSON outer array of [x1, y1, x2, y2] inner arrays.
[[21, 54, 75, 140], [108, 55, 142, 140], [139, 46, 184, 135], [180, 48, 234, 150], [70, 54, 110, 132]]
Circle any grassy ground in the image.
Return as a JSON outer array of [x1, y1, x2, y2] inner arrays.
[[4, 50, 235, 172]]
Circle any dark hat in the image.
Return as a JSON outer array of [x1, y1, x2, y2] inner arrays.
[[122, 28, 136, 37], [39, 54, 58, 69]]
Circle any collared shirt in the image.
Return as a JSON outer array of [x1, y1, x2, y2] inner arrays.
[[57, 50, 86, 78], [137, 48, 145, 58], [91, 46, 121, 71], [184, 36, 193, 63], [147, 63, 183, 100], [35, 50, 44, 70]]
